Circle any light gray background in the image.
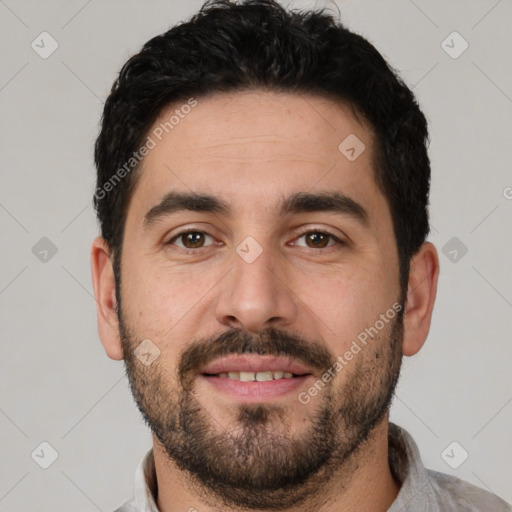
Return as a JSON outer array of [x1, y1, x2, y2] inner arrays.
[[1, 0, 511, 510]]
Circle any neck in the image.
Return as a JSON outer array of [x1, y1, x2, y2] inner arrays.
[[153, 417, 400, 512]]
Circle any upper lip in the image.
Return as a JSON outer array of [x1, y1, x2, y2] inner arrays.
[[199, 355, 314, 376]]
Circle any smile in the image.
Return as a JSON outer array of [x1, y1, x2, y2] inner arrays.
[[197, 355, 315, 401], [204, 370, 301, 381]]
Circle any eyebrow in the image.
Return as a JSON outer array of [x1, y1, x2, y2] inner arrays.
[[143, 190, 368, 230], [143, 192, 231, 229]]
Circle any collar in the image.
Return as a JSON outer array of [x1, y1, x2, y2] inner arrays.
[[387, 422, 438, 511]]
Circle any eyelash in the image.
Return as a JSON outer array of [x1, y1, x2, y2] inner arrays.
[[165, 228, 345, 254]]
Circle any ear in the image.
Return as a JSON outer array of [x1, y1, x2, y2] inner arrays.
[[90, 236, 124, 360], [402, 242, 440, 357]]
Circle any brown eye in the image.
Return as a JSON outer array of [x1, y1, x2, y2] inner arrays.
[[293, 231, 339, 249], [305, 232, 330, 248], [168, 231, 215, 249], [181, 232, 205, 248]]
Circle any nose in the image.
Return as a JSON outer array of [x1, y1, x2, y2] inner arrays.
[[215, 244, 299, 334]]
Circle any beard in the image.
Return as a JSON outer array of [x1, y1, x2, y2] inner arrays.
[[119, 306, 404, 510]]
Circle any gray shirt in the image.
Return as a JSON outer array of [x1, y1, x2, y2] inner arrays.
[[114, 423, 511, 511]]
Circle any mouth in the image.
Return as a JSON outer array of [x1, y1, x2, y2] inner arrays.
[[203, 370, 306, 381], [197, 355, 315, 402]]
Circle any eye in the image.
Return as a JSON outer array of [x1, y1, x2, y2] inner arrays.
[[167, 230, 215, 249], [293, 231, 341, 249]]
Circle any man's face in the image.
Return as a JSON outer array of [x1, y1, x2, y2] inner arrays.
[[118, 91, 404, 508]]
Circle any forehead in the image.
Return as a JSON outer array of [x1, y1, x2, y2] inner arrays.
[[127, 90, 384, 224], [149, 90, 370, 163]]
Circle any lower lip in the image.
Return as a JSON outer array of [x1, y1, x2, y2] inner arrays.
[[198, 374, 312, 402]]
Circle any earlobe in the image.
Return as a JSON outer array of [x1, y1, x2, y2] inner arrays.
[[90, 236, 124, 360], [402, 242, 440, 357]]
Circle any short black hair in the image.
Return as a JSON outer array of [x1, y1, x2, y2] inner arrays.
[[94, 0, 431, 295]]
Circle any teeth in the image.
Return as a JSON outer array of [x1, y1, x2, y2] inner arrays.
[[216, 371, 296, 381], [240, 371, 254, 382], [256, 371, 273, 381]]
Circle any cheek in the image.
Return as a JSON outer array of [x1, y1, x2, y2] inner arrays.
[[306, 264, 397, 353], [120, 258, 218, 340]]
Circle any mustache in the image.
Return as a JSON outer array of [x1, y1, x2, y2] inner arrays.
[[178, 327, 333, 384]]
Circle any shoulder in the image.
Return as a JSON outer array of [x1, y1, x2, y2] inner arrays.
[[112, 499, 137, 512], [426, 469, 512, 511]]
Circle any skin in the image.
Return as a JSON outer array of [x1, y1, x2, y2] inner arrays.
[[91, 91, 439, 512]]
